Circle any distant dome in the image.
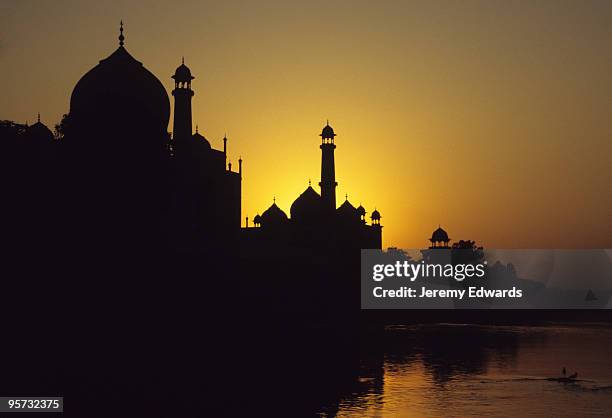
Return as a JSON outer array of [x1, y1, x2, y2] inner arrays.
[[320, 122, 336, 139], [192, 128, 211, 149], [430, 226, 449, 242], [70, 43, 170, 136], [356, 205, 366, 216], [173, 60, 194, 83], [25, 120, 54, 143], [290, 185, 322, 222], [253, 214, 262, 225], [371, 209, 381, 221], [260, 202, 288, 227], [337, 198, 359, 222]]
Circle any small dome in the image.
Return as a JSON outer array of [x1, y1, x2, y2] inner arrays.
[[25, 120, 54, 143], [290, 185, 322, 222], [253, 214, 262, 225], [172, 59, 194, 83], [320, 122, 336, 139], [260, 202, 288, 227], [337, 198, 360, 222], [192, 127, 211, 149], [430, 226, 449, 242], [371, 209, 381, 220], [357, 205, 366, 216]]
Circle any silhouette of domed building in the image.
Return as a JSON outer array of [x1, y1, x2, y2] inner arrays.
[[10, 23, 382, 258], [21, 114, 56, 161], [429, 226, 451, 248], [68, 22, 170, 156], [24, 114, 54, 143], [291, 185, 324, 224], [243, 122, 382, 254], [54, 23, 241, 253], [170, 54, 241, 249]]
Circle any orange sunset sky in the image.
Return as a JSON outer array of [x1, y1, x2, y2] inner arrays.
[[1, 0, 611, 249]]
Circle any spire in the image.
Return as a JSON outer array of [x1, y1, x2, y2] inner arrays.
[[119, 20, 125, 47]]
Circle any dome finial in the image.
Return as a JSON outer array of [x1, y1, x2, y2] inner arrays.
[[195, 124, 198, 133], [308, 179, 311, 186], [37, 112, 40, 123], [345, 193, 348, 201], [273, 196, 276, 203], [119, 20, 125, 46], [182, 56, 184, 65]]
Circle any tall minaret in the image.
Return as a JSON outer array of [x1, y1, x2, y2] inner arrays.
[[319, 121, 338, 211], [171, 57, 194, 142]]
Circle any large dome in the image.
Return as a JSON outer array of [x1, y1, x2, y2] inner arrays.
[[261, 202, 288, 227], [290, 185, 322, 222], [70, 44, 170, 134]]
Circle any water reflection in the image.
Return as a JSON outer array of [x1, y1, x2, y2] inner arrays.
[[5, 318, 610, 417], [325, 324, 612, 417]]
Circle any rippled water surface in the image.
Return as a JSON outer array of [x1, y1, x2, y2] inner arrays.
[[326, 324, 612, 417]]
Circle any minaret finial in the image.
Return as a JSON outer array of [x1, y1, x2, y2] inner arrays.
[[195, 124, 198, 133], [119, 20, 125, 46], [327, 119, 329, 126]]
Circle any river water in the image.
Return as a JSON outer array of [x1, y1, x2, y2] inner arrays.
[[324, 323, 612, 417]]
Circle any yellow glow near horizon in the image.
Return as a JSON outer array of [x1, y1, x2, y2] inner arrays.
[[2, 1, 611, 249]]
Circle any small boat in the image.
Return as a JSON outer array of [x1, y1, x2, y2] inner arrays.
[[546, 372, 578, 383]]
